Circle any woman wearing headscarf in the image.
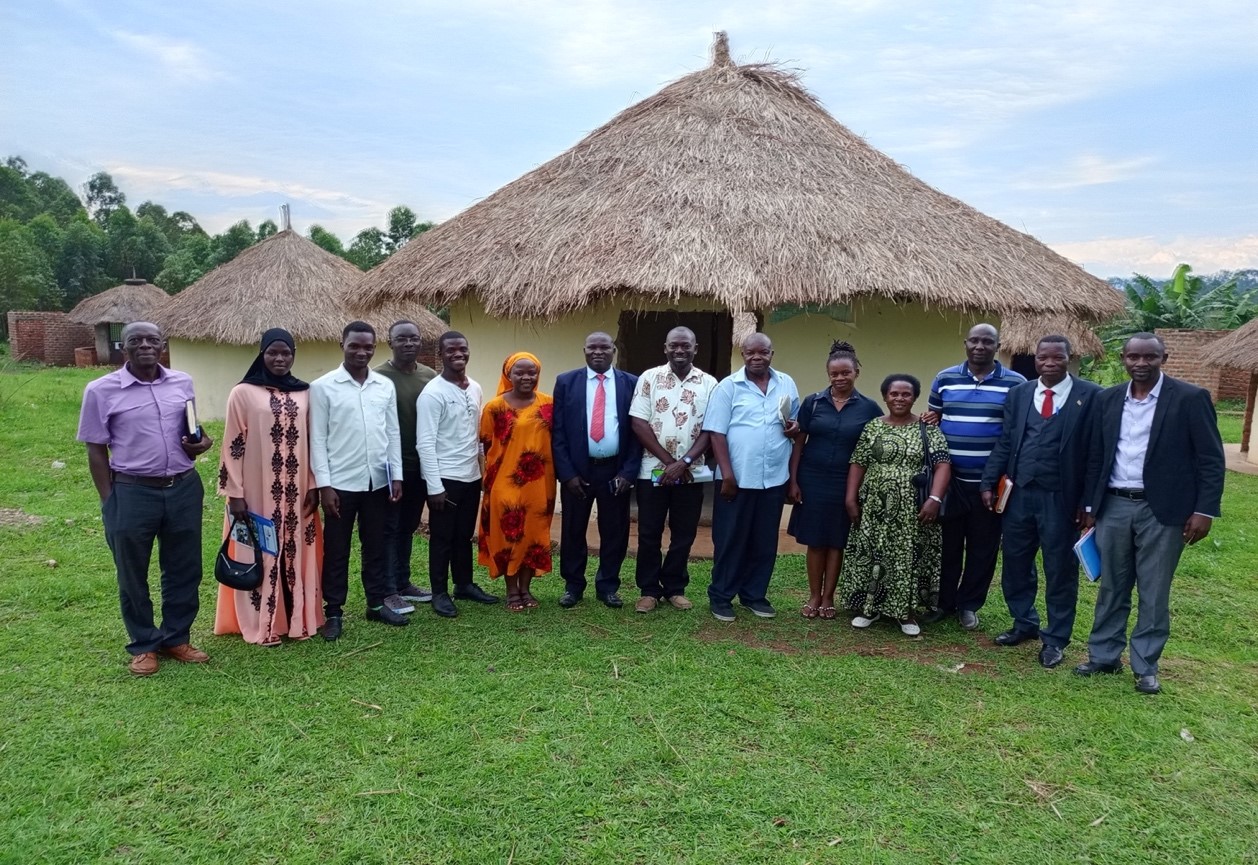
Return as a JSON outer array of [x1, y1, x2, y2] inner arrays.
[[478, 352, 556, 611], [214, 328, 323, 645]]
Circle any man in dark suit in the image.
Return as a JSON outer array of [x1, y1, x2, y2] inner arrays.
[[981, 335, 1100, 668], [552, 331, 642, 608], [1076, 333, 1225, 694]]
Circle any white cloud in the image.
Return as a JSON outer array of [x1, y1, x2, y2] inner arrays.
[[1012, 154, 1160, 191], [107, 164, 386, 211], [1051, 234, 1258, 278], [109, 30, 223, 83]]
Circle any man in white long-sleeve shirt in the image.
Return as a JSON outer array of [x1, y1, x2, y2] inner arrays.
[[417, 331, 496, 617], [309, 321, 404, 640]]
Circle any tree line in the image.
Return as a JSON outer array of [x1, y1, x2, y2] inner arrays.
[[0, 156, 431, 338]]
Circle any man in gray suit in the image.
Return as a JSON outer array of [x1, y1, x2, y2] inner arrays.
[[1077, 333, 1225, 694], [981, 335, 1100, 669]]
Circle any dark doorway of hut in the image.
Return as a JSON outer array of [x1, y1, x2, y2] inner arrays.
[[1010, 353, 1036, 380], [615, 310, 734, 378], [615, 309, 734, 530]]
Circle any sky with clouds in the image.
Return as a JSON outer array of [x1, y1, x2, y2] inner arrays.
[[2, 0, 1254, 278]]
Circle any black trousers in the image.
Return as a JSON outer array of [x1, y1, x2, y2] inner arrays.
[[634, 480, 705, 598], [1000, 484, 1079, 647], [322, 487, 391, 616], [559, 462, 631, 597], [427, 478, 482, 596], [708, 484, 786, 605], [939, 481, 1003, 613], [383, 468, 427, 593], [102, 471, 204, 655]]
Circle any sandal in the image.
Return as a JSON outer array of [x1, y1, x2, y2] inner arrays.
[[523, 592, 540, 609], [819, 606, 837, 620], [801, 603, 820, 619], [506, 593, 526, 612]]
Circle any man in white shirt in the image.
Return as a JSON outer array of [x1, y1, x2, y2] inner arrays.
[[628, 326, 717, 613], [416, 331, 498, 618], [309, 321, 404, 640], [1077, 333, 1225, 694]]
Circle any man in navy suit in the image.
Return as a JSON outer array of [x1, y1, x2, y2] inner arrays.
[[1077, 333, 1225, 694], [551, 332, 642, 608], [980, 335, 1100, 669]]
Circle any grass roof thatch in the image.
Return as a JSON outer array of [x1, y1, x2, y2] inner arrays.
[[68, 279, 170, 326], [1201, 319, 1258, 372], [359, 33, 1123, 322], [158, 230, 444, 344], [999, 314, 1106, 358]]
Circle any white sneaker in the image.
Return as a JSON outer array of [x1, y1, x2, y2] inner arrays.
[[851, 614, 880, 629], [899, 620, 921, 636]]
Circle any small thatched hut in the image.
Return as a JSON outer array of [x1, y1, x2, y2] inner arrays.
[[358, 32, 1122, 394], [1202, 320, 1258, 464], [68, 278, 171, 365], [158, 228, 444, 419], [997, 313, 1106, 377]]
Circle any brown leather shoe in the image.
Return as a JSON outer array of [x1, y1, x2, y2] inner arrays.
[[160, 643, 210, 663], [667, 595, 694, 611], [635, 596, 658, 613], [129, 652, 159, 676]]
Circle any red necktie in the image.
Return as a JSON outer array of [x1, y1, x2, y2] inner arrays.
[[591, 374, 606, 442], [1041, 388, 1054, 419]]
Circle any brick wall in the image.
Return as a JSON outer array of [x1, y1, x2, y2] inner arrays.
[[6, 311, 94, 366], [1156, 328, 1250, 402]]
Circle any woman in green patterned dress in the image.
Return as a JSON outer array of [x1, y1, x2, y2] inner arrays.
[[841, 374, 951, 636]]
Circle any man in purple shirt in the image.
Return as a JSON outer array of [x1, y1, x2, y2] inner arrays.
[[77, 321, 215, 676]]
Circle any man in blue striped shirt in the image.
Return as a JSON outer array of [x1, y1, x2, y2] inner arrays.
[[923, 323, 1026, 630]]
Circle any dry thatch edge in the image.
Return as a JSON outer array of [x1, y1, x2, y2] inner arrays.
[[358, 39, 1123, 323], [67, 282, 171, 326], [157, 230, 444, 344], [999, 313, 1106, 357], [1200, 318, 1258, 372]]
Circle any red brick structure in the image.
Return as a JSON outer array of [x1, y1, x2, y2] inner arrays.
[[1156, 328, 1251, 402], [7, 311, 94, 366]]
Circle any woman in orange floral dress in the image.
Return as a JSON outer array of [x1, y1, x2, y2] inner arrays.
[[478, 352, 556, 611]]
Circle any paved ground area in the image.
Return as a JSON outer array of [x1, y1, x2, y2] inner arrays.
[[1225, 443, 1258, 476]]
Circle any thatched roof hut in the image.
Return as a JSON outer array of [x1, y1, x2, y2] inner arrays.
[[999, 314, 1105, 358], [68, 278, 170, 326], [159, 229, 445, 418], [67, 278, 171, 365], [357, 32, 1121, 394], [1202, 320, 1258, 462]]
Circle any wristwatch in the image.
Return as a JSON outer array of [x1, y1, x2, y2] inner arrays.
[[681, 456, 693, 465]]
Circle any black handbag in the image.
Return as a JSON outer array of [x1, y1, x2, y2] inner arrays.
[[910, 422, 950, 516], [215, 514, 264, 591]]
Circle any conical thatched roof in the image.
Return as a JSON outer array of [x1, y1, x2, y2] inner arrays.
[[68, 278, 170, 326], [359, 33, 1123, 322], [1201, 319, 1258, 372], [999, 313, 1105, 358], [159, 229, 443, 343]]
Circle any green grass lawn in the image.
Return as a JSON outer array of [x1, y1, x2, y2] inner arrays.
[[2, 363, 1256, 864]]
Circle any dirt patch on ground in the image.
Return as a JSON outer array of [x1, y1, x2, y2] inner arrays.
[[0, 507, 42, 528], [696, 619, 1002, 675]]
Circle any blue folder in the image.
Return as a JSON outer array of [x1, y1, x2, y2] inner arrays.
[[1074, 528, 1101, 582]]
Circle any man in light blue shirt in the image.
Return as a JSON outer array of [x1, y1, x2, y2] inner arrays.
[[702, 332, 800, 622]]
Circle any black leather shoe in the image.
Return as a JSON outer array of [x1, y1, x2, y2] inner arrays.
[[558, 591, 582, 608], [598, 592, 624, 609], [366, 605, 408, 627], [1135, 674, 1161, 694], [322, 616, 343, 642], [920, 607, 951, 625], [431, 593, 459, 618], [995, 628, 1039, 646], [957, 610, 980, 631], [1074, 659, 1123, 676], [1038, 644, 1065, 669], [454, 583, 500, 604]]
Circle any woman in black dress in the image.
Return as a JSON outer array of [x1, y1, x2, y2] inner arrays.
[[787, 341, 882, 619]]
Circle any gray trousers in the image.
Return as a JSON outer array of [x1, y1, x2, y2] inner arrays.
[[1089, 495, 1185, 676], [102, 472, 205, 655]]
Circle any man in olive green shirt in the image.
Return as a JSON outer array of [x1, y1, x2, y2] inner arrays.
[[376, 320, 438, 613]]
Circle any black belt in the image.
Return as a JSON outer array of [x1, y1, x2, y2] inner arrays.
[[112, 468, 196, 488], [1107, 487, 1146, 500], [588, 456, 619, 467]]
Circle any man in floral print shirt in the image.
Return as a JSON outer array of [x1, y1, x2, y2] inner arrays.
[[628, 326, 718, 613]]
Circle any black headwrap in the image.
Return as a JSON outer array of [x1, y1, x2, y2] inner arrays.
[[239, 328, 309, 391]]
